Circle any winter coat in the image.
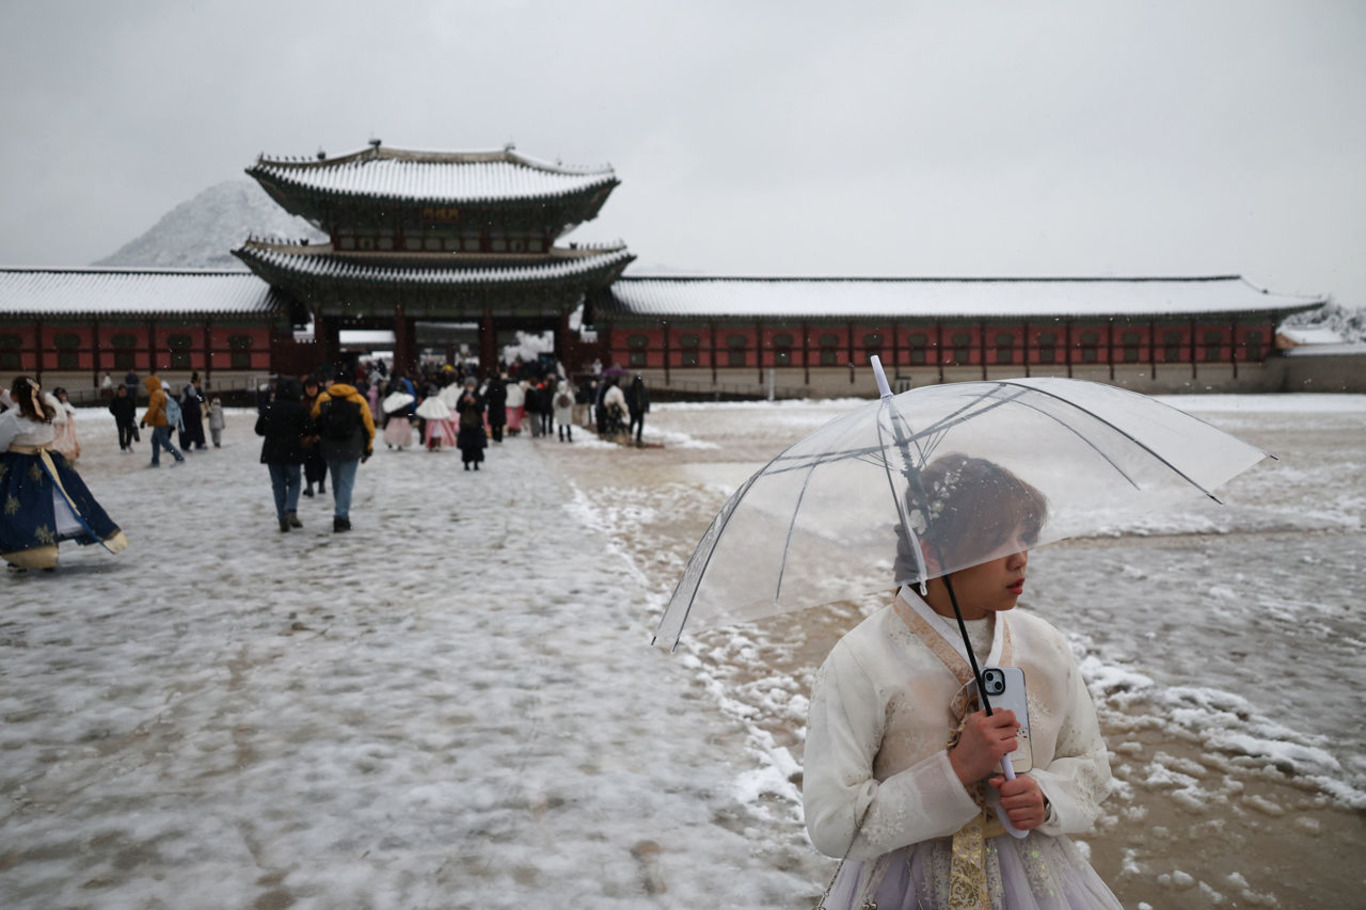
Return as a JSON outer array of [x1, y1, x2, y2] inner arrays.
[[455, 389, 487, 452], [310, 383, 375, 462], [207, 402, 225, 431], [552, 381, 575, 425], [627, 381, 650, 418], [108, 393, 136, 426], [255, 398, 308, 465], [484, 377, 508, 425], [142, 376, 168, 427]]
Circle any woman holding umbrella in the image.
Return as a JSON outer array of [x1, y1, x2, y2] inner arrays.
[[381, 381, 416, 450], [803, 454, 1121, 909]]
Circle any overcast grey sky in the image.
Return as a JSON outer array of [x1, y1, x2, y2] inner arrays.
[[2, 1, 1362, 305]]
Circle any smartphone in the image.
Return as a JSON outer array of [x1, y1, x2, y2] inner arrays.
[[976, 667, 1032, 774]]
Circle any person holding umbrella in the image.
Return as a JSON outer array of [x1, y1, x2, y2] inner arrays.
[[802, 454, 1122, 908], [655, 360, 1273, 908]]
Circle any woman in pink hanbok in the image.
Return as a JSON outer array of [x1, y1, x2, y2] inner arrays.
[[415, 396, 457, 451]]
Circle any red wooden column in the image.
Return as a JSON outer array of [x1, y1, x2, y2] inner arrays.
[[979, 321, 988, 381], [91, 318, 102, 388], [709, 320, 718, 385], [1230, 319, 1239, 379], [1148, 319, 1157, 380], [202, 319, 213, 387], [33, 319, 43, 384], [479, 309, 497, 376], [555, 308, 573, 376], [662, 320, 671, 386], [801, 320, 811, 386], [316, 311, 341, 370], [755, 319, 764, 386], [1189, 318, 1198, 380], [393, 304, 419, 376], [936, 322, 945, 385], [1107, 320, 1116, 382], [1065, 319, 1074, 379]]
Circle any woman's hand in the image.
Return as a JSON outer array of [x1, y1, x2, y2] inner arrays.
[[989, 774, 1047, 831], [948, 708, 1018, 784]]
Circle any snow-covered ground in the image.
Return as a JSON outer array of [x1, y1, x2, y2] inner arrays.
[[2, 394, 1364, 909]]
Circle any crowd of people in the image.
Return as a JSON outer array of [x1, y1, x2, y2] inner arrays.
[[1, 358, 655, 566]]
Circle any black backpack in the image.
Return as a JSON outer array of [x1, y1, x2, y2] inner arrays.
[[319, 397, 361, 441]]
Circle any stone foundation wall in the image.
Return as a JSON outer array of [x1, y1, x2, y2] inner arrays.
[[637, 354, 1366, 399]]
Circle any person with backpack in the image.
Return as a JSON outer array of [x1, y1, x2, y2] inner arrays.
[[310, 367, 375, 533], [255, 378, 308, 533], [139, 376, 185, 467], [553, 380, 575, 442]]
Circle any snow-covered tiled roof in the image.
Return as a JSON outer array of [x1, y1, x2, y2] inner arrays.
[[234, 244, 635, 286], [598, 276, 1325, 320], [0, 267, 281, 317], [249, 146, 618, 204], [1276, 326, 1344, 345]]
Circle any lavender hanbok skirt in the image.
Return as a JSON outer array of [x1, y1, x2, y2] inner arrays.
[[822, 832, 1121, 910]]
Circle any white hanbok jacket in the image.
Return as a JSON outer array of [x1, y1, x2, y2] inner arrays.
[[803, 594, 1120, 908]]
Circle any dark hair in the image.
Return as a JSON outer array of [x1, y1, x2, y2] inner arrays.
[[896, 454, 1048, 580], [10, 376, 57, 423]]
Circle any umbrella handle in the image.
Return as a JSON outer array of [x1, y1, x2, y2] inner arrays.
[[994, 755, 1029, 839]]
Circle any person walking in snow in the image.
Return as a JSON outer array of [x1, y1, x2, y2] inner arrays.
[[300, 376, 328, 498], [311, 366, 375, 533], [626, 375, 650, 446], [553, 380, 575, 442], [484, 373, 508, 443], [178, 375, 208, 451], [108, 384, 138, 453], [140, 376, 185, 467], [0, 377, 128, 571], [455, 378, 487, 470], [255, 378, 308, 533], [207, 396, 225, 447], [49, 387, 80, 464]]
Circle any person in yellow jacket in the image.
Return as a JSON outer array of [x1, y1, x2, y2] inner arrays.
[[140, 372, 184, 467], [310, 366, 375, 532]]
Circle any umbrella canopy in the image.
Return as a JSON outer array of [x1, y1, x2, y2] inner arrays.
[[654, 363, 1269, 651], [438, 384, 464, 409], [414, 397, 452, 420], [382, 391, 415, 415]]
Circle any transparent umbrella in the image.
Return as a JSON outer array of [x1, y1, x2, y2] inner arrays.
[[654, 358, 1270, 653]]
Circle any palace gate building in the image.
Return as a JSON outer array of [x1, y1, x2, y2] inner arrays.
[[0, 142, 1338, 397]]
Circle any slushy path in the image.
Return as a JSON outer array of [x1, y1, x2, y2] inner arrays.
[[0, 415, 817, 909]]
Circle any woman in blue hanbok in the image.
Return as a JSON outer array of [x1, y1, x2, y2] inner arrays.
[[0, 377, 128, 571]]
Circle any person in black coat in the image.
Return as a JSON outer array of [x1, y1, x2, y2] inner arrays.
[[626, 375, 650, 445], [107, 384, 139, 452], [300, 375, 328, 498], [484, 373, 508, 443], [179, 377, 208, 451], [255, 378, 309, 532], [455, 379, 487, 470]]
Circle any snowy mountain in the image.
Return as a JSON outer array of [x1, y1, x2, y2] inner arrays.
[[92, 179, 326, 270]]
